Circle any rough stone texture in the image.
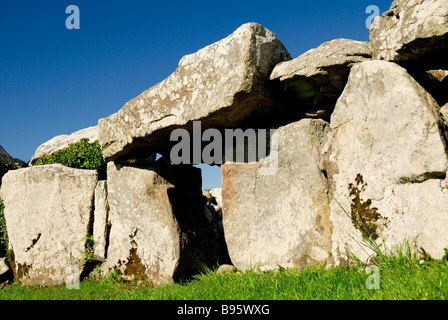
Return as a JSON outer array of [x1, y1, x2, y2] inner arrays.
[[98, 22, 292, 161], [30, 126, 99, 165], [370, 0, 448, 69], [0, 164, 98, 286], [270, 39, 371, 118], [222, 119, 332, 271], [93, 181, 109, 261], [321, 60, 448, 264], [102, 161, 222, 284]]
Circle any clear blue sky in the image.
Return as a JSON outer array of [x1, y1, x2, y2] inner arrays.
[[0, 0, 392, 189]]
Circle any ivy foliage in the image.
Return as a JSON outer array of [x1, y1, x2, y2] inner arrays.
[[33, 138, 106, 171], [83, 233, 95, 266]]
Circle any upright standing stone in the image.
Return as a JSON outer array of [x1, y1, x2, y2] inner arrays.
[[222, 119, 332, 271], [321, 60, 448, 264], [103, 161, 222, 284], [0, 164, 98, 286], [93, 181, 109, 261]]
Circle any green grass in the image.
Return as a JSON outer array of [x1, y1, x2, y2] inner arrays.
[[1, 254, 447, 300]]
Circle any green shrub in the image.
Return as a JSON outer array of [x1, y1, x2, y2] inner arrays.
[[33, 138, 106, 173], [82, 233, 95, 266]]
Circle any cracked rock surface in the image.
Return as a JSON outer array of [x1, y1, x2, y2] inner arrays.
[[370, 0, 448, 69], [98, 22, 292, 161], [321, 60, 448, 263]]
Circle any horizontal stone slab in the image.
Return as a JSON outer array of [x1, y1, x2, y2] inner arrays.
[[98, 22, 291, 161]]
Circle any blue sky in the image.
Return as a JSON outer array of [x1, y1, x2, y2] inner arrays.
[[0, 0, 391, 189]]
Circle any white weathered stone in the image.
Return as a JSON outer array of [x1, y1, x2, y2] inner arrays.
[[103, 162, 221, 284], [98, 22, 292, 161], [271, 39, 371, 82], [222, 119, 332, 271], [321, 60, 448, 264], [370, 0, 448, 69], [93, 180, 109, 260], [270, 39, 371, 117], [30, 126, 99, 165], [0, 164, 98, 286]]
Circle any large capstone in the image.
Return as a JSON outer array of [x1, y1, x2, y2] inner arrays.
[[98, 22, 292, 161]]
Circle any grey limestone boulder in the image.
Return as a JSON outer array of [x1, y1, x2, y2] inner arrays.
[[370, 0, 448, 69], [270, 38, 371, 118], [321, 60, 448, 264], [93, 180, 109, 261], [221, 119, 332, 271], [102, 161, 223, 284], [98, 22, 292, 161], [0, 164, 98, 286]]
